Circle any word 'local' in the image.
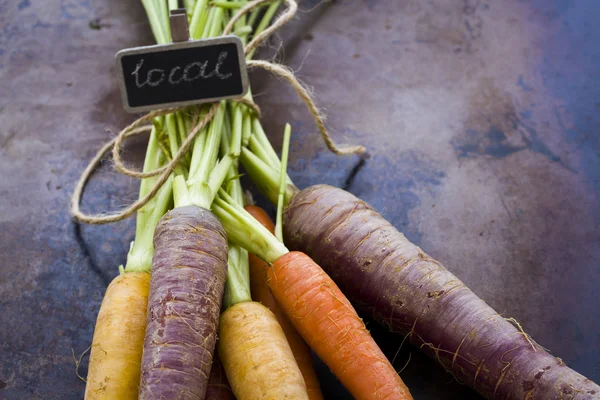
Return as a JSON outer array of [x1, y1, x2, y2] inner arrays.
[[132, 52, 233, 88]]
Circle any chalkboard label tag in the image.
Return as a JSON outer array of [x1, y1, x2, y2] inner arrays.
[[115, 35, 249, 113]]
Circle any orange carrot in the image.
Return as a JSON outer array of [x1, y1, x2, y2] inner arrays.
[[245, 205, 323, 400], [268, 251, 412, 400], [213, 183, 412, 398]]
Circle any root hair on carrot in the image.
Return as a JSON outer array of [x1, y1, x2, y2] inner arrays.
[[72, 346, 91, 383]]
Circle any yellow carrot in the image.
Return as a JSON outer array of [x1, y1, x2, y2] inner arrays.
[[218, 301, 309, 400], [85, 272, 150, 399]]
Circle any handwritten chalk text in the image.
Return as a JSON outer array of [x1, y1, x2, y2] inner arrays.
[[132, 51, 233, 88]]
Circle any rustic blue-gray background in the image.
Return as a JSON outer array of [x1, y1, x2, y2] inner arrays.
[[0, 0, 598, 398]]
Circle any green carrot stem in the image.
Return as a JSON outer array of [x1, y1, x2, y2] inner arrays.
[[206, 155, 235, 201], [240, 147, 297, 205], [248, 134, 275, 167], [175, 112, 191, 166], [242, 112, 252, 146], [213, 191, 288, 264], [125, 174, 174, 273], [233, 25, 252, 36], [223, 245, 251, 308], [165, 114, 179, 158], [138, 127, 163, 200], [183, 109, 193, 135], [183, 0, 196, 13], [157, 139, 172, 163], [200, 7, 215, 38], [123, 127, 168, 273], [189, 0, 210, 39], [247, 1, 280, 59], [221, 105, 244, 203], [173, 175, 193, 208], [210, 6, 225, 38], [210, 0, 247, 9], [186, 105, 235, 208], [221, 126, 232, 157], [164, 112, 189, 177], [175, 112, 185, 147], [274, 124, 291, 241], [227, 174, 244, 211], [252, 118, 282, 166], [230, 106, 243, 157], [247, 6, 262, 28], [141, 0, 170, 44], [232, 0, 248, 35], [159, 0, 171, 41], [188, 128, 208, 180], [190, 103, 224, 185], [222, 164, 251, 308]]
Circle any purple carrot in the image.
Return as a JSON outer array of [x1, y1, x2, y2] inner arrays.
[[283, 184, 600, 400], [140, 206, 228, 399]]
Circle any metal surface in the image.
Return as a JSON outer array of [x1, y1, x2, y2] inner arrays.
[[169, 8, 189, 43], [0, 0, 598, 399]]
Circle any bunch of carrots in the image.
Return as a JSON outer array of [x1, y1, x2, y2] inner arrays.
[[84, 1, 410, 399], [78, 1, 600, 399]]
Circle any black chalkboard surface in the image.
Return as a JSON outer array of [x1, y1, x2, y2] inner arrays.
[[115, 36, 248, 113]]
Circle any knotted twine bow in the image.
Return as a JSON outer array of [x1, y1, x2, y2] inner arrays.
[[71, 0, 366, 225]]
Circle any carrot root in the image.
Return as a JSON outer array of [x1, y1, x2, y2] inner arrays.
[[85, 271, 150, 400], [245, 205, 324, 400], [140, 206, 228, 400], [218, 301, 309, 400], [269, 251, 413, 400]]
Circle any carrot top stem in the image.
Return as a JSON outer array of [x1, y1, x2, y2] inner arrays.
[[208, 6, 225, 38], [275, 123, 292, 242], [172, 175, 192, 208], [211, 0, 248, 10], [141, 0, 170, 44], [240, 147, 297, 205], [183, 0, 196, 13], [188, 102, 225, 206], [231, 0, 249, 41], [124, 127, 173, 273], [168, 0, 179, 12], [223, 242, 251, 308], [189, 0, 210, 39], [246, 0, 281, 59], [221, 109, 252, 308], [213, 189, 288, 264], [246, 4, 262, 28], [239, 116, 298, 206], [222, 231, 251, 308]]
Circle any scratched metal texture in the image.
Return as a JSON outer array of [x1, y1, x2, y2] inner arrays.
[[0, 0, 598, 399]]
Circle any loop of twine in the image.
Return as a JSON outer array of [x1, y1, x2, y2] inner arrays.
[[112, 103, 219, 179], [112, 98, 260, 179], [71, 125, 156, 224], [246, 59, 366, 156], [72, 0, 365, 225], [223, 0, 297, 55]]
